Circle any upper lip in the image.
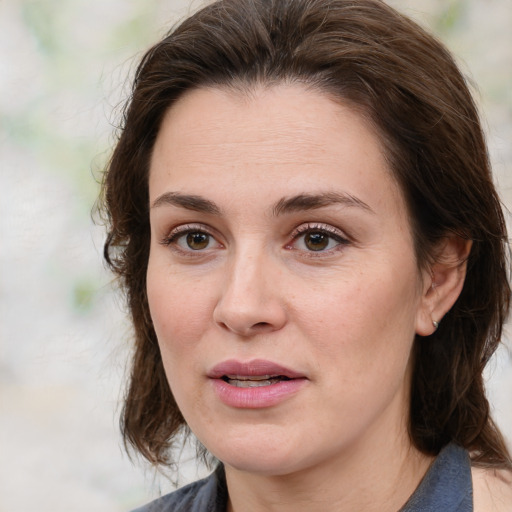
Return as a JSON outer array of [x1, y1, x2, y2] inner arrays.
[[208, 359, 306, 379]]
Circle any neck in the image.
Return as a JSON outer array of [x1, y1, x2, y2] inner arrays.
[[225, 431, 433, 512]]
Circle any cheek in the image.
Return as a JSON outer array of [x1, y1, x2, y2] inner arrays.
[[146, 261, 214, 352], [146, 263, 213, 407], [295, 266, 420, 373]]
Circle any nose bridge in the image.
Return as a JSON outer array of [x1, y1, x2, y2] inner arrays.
[[213, 239, 286, 336]]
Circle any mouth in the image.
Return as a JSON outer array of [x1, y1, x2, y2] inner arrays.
[[208, 359, 307, 408], [208, 359, 305, 382], [221, 374, 292, 388]]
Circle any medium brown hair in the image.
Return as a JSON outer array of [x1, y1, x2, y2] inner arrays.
[[101, 0, 511, 468]]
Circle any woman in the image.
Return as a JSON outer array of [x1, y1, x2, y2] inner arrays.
[[101, 0, 512, 510]]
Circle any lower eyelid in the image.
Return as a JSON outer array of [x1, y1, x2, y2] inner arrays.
[[162, 228, 226, 256], [298, 234, 346, 248], [283, 234, 349, 256]]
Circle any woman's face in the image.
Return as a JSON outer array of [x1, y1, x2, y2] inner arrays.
[[147, 85, 431, 476]]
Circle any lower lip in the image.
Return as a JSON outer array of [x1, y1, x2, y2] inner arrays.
[[210, 378, 307, 409]]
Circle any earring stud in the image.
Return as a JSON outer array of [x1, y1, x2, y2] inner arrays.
[[432, 320, 439, 330]]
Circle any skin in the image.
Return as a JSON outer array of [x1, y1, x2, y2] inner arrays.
[[146, 84, 473, 511], [473, 467, 512, 512]]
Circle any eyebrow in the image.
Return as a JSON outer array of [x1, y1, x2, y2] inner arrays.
[[151, 192, 221, 215], [272, 192, 374, 216], [151, 191, 374, 216]]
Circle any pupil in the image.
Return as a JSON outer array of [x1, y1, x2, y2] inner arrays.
[[186, 232, 209, 250], [305, 232, 328, 251]]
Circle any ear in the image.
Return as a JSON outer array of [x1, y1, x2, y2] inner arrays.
[[415, 236, 472, 336]]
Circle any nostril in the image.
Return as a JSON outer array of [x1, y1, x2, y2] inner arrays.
[[219, 322, 230, 331], [252, 322, 271, 330], [218, 320, 274, 336]]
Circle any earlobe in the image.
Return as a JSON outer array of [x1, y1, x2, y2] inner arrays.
[[415, 236, 472, 337]]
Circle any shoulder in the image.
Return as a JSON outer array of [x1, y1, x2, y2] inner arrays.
[[130, 479, 207, 512], [131, 465, 227, 512], [472, 466, 512, 512]]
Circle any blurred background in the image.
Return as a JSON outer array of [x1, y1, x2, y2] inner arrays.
[[0, 0, 511, 510]]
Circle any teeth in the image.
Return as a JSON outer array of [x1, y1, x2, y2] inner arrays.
[[223, 375, 289, 388], [225, 374, 276, 381], [228, 378, 281, 388]]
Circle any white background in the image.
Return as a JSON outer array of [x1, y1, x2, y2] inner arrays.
[[0, 0, 511, 510]]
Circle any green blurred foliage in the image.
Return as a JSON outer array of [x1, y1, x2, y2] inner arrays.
[[434, 0, 467, 34], [7, 0, 164, 211], [3, 0, 166, 314], [72, 278, 97, 312], [21, 0, 62, 55]]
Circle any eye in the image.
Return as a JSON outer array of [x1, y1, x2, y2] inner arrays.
[[288, 223, 349, 253], [302, 232, 333, 251], [183, 231, 212, 250], [161, 224, 222, 252]]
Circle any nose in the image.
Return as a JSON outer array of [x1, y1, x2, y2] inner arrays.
[[213, 249, 287, 337]]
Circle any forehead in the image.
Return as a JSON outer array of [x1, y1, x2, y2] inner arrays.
[[149, 84, 404, 217]]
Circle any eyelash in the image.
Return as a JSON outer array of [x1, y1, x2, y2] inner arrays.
[[160, 224, 219, 252], [160, 222, 350, 255], [287, 223, 350, 255]]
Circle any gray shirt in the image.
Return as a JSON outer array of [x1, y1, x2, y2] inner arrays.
[[132, 443, 472, 511]]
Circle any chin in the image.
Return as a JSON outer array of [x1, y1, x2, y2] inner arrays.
[[221, 452, 303, 476], [198, 428, 296, 475]]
